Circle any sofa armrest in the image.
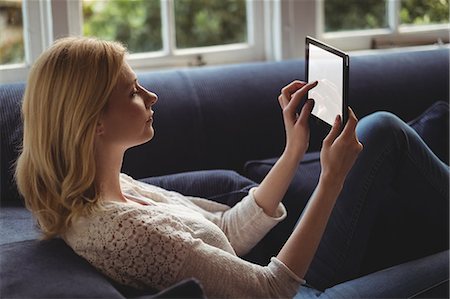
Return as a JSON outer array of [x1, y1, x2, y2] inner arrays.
[[0, 238, 206, 299], [134, 279, 205, 299]]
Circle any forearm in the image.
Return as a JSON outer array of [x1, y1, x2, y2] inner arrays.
[[276, 174, 343, 279], [253, 149, 303, 217], [253, 81, 314, 217]]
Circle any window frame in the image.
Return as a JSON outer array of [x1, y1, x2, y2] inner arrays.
[[0, 0, 52, 83], [273, 0, 450, 61], [67, 0, 265, 70], [1, 0, 449, 84], [318, 0, 450, 51], [0, 0, 265, 83]]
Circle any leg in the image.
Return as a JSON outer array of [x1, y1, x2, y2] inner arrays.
[[296, 251, 449, 298], [305, 112, 449, 291], [318, 250, 449, 299]]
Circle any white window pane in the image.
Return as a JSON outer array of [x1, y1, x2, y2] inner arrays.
[[174, 0, 247, 49], [324, 0, 388, 32], [82, 0, 162, 53], [400, 0, 449, 25], [0, 0, 25, 65]]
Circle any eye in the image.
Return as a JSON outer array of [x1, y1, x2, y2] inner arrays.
[[130, 88, 139, 98]]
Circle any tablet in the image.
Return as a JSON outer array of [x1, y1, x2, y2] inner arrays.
[[305, 36, 349, 127]]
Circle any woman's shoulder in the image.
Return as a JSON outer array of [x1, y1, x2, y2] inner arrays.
[[64, 201, 194, 254], [75, 201, 192, 238], [63, 201, 193, 291]]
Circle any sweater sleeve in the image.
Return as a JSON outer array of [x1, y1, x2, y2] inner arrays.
[[88, 207, 303, 299], [209, 187, 287, 256], [179, 239, 304, 298]]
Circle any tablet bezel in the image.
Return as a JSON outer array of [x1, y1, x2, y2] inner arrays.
[[305, 36, 349, 128]]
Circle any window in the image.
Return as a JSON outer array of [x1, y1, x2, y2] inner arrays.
[[79, 0, 257, 70], [0, 0, 51, 83], [81, 0, 248, 54], [400, 0, 450, 26], [319, 0, 450, 51], [324, 0, 388, 32], [0, 0, 25, 65], [174, 0, 247, 49], [82, 0, 163, 53], [0, 0, 263, 83], [1, 0, 448, 83]]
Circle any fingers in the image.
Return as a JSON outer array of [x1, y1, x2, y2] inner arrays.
[[281, 80, 306, 100], [323, 107, 363, 152], [279, 80, 317, 109], [287, 81, 318, 112], [278, 80, 318, 130], [278, 81, 305, 109]]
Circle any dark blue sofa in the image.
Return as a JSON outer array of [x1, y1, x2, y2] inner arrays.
[[1, 46, 449, 298]]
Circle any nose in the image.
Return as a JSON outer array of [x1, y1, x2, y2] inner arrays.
[[143, 88, 158, 109]]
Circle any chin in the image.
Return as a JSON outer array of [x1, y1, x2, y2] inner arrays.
[[145, 128, 155, 142]]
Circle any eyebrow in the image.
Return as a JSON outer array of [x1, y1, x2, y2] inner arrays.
[[126, 77, 137, 89]]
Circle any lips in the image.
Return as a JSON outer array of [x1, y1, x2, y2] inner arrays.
[[146, 111, 154, 123]]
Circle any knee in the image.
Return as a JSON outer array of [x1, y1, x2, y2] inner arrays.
[[357, 111, 406, 146]]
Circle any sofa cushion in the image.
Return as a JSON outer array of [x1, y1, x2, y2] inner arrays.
[[244, 151, 320, 201], [407, 100, 449, 164], [140, 169, 258, 207], [0, 207, 40, 245]]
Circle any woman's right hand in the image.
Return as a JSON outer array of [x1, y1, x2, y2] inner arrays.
[[320, 107, 363, 189]]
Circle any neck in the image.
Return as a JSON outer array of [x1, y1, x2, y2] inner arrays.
[[94, 143, 127, 202]]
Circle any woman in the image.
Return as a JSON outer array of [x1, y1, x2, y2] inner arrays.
[[15, 37, 448, 298]]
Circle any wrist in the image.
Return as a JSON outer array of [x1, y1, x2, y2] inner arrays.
[[282, 145, 306, 165], [318, 172, 345, 194]]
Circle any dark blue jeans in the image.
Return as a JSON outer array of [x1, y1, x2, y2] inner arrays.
[[142, 111, 449, 298], [302, 111, 449, 297]]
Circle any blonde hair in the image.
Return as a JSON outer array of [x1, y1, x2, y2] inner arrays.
[[15, 36, 126, 239]]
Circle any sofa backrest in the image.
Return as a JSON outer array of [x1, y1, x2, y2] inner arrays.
[[1, 47, 449, 205], [1, 82, 25, 206]]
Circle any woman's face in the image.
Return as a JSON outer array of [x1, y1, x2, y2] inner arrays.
[[97, 61, 158, 150]]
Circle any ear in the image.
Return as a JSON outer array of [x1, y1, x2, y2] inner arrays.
[[96, 120, 105, 136]]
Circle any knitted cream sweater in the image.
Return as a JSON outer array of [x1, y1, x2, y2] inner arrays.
[[64, 174, 304, 298]]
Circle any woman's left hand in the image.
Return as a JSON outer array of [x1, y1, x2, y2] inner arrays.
[[278, 80, 318, 161]]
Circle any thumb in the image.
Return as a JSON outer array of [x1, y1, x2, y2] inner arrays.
[[323, 115, 341, 147], [297, 99, 314, 126]]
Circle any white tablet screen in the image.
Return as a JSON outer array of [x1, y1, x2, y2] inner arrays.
[[308, 43, 344, 126]]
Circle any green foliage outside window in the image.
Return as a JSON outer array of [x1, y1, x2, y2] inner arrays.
[[83, 0, 163, 53], [174, 0, 246, 48], [400, 0, 449, 25], [82, 0, 247, 53], [325, 0, 449, 32], [324, 0, 387, 32], [0, 0, 449, 65], [0, 0, 24, 64]]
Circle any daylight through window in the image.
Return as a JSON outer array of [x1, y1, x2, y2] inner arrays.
[[0, 0, 24, 65]]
